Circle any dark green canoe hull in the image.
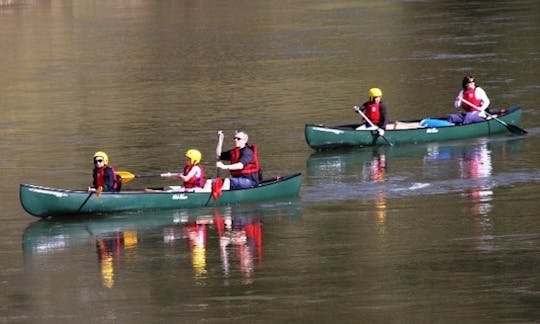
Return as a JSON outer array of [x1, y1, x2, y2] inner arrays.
[[20, 173, 302, 218], [305, 107, 523, 150]]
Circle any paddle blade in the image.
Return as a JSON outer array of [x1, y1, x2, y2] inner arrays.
[[96, 186, 103, 198], [507, 124, 528, 135], [212, 177, 223, 200], [116, 171, 136, 183]]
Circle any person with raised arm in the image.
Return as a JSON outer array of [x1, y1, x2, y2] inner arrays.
[[204, 130, 261, 192]]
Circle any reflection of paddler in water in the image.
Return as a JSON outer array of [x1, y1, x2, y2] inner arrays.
[[184, 221, 208, 281], [96, 230, 138, 288], [213, 207, 263, 282], [161, 211, 211, 282], [458, 140, 493, 216], [361, 150, 386, 183], [361, 150, 388, 231]]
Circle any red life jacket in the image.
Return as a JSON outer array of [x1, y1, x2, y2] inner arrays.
[[461, 88, 482, 112], [229, 144, 260, 177], [93, 165, 121, 192], [182, 164, 205, 189], [365, 101, 382, 124]]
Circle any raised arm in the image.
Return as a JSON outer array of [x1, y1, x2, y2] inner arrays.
[[216, 130, 224, 160]]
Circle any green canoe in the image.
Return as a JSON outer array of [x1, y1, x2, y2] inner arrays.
[[305, 107, 524, 150], [20, 173, 302, 218]]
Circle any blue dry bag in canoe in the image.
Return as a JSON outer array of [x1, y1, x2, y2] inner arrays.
[[420, 119, 454, 128]]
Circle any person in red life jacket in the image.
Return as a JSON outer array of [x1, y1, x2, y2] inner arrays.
[[448, 74, 490, 124], [88, 151, 121, 192], [162, 149, 205, 192], [353, 87, 388, 136], [204, 130, 261, 191]]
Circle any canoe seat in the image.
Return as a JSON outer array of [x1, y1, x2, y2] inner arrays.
[[391, 121, 421, 130]]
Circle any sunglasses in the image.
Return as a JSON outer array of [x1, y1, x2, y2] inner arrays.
[[234, 137, 244, 141], [466, 80, 475, 84], [94, 159, 104, 163]]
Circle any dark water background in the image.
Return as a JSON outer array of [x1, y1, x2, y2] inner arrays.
[[2, 1, 540, 322]]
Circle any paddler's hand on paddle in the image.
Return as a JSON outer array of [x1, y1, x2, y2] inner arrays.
[[377, 128, 385, 136], [87, 186, 103, 196], [216, 161, 227, 170], [353, 105, 360, 113], [216, 160, 242, 171], [460, 97, 488, 119]]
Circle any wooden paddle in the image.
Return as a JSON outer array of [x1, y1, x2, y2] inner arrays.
[[116, 171, 180, 183], [77, 186, 102, 213], [460, 98, 527, 135], [211, 131, 225, 201], [355, 107, 393, 146]]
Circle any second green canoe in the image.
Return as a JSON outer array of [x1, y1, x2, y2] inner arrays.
[[305, 107, 523, 150]]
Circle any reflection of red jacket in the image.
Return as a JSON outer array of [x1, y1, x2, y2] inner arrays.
[[461, 88, 482, 112], [186, 223, 206, 247], [182, 164, 205, 189], [245, 221, 263, 266], [245, 222, 262, 249], [229, 144, 260, 177]]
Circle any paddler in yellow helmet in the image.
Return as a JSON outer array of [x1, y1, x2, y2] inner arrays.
[[89, 151, 121, 192], [161, 149, 206, 192], [353, 87, 388, 135]]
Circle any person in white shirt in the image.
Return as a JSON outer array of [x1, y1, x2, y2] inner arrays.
[[448, 74, 490, 124]]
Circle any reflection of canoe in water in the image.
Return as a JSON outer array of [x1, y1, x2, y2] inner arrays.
[[306, 137, 524, 179], [22, 203, 303, 255], [304, 137, 525, 205], [20, 173, 302, 218], [305, 107, 523, 150]]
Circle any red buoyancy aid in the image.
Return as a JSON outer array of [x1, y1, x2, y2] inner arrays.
[[229, 144, 260, 177], [93, 165, 121, 192], [182, 164, 205, 189], [461, 88, 482, 112], [364, 101, 382, 124]]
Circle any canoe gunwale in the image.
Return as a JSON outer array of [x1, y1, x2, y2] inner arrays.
[[311, 107, 521, 131], [21, 172, 302, 195]]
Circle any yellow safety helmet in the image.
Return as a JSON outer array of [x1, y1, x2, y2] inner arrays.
[[368, 88, 383, 101], [185, 149, 202, 164], [93, 151, 109, 165]]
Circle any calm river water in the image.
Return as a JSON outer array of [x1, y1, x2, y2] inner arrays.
[[2, 0, 540, 322]]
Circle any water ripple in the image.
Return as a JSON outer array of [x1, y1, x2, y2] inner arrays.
[[302, 171, 540, 203]]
